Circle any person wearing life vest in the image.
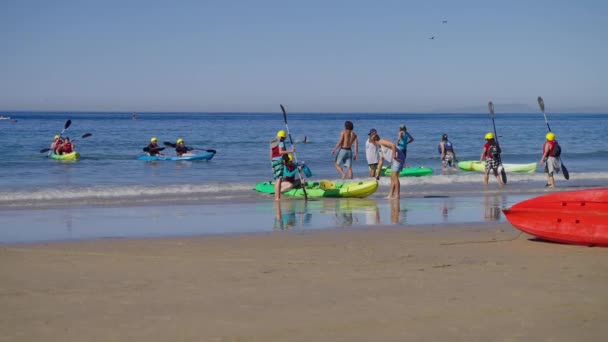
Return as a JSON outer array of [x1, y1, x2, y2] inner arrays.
[[396, 124, 414, 166], [175, 138, 194, 156], [279, 154, 302, 193], [540, 132, 561, 188], [51, 135, 63, 154], [479, 132, 503, 187], [59, 137, 74, 155], [144, 137, 163, 156], [438, 133, 458, 172], [269, 130, 295, 200]]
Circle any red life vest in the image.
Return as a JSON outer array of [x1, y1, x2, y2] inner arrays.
[[543, 140, 556, 157], [271, 140, 283, 159], [62, 143, 73, 153]]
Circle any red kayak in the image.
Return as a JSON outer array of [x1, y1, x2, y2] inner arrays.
[[503, 188, 608, 247]]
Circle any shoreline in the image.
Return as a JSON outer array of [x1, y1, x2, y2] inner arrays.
[[2, 222, 607, 341]]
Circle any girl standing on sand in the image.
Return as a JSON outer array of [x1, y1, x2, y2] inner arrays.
[[370, 132, 403, 199]]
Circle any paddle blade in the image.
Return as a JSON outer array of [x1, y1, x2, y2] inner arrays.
[[488, 101, 494, 116], [562, 162, 570, 180], [40, 147, 51, 153], [280, 104, 287, 123], [64, 119, 72, 130], [537, 96, 545, 112], [206, 149, 217, 154], [81, 133, 92, 138], [163, 141, 176, 148], [501, 168, 507, 184]]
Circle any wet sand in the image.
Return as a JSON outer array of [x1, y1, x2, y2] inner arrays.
[[1, 222, 607, 341]]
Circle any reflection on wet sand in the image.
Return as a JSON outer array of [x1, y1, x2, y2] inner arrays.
[[273, 200, 312, 230], [484, 193, 504, 222]]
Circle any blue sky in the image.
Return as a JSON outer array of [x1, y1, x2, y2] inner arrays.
[[1, 0, 606, 112]]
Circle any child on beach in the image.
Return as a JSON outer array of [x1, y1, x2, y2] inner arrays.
[[480, 132, 503, 188], [331, 121, 359, 179], [370, 132, 403, 199], [540, 132, 562, 188], [397, 125, 414, 166], [270, 130, 295, 200], [365, 128, 380, 177]]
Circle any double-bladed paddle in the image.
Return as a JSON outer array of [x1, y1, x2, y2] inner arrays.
[[163, 141, 217, 154], [280, 104, 308, 200], [39, 131, 92, 153]]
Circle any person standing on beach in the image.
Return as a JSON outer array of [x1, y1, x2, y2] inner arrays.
[[397, 125, 414, 166], [480, 132, 503, 188], [370, 132, 403, 199], [540, 132, 561, 188], [365, 128, 380, 177], [270, 130, 295, 200], [331, 121, 358, 179], [438, 133, 458, 172]]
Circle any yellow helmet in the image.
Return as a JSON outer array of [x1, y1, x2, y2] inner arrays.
[[288, 154, 293, 162], [277, 130, 287, 138], [54, 135, 60, 139], [150, 137, 157, 142], [485, 132, 494, 140], [546, 132, 555, 141], [177, 138, 184, 144]]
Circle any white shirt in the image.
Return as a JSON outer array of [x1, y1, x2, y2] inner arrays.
[[365, 140, 379, 164]]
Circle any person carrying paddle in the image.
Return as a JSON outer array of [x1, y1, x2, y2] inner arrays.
[[144, 137, 163, 156], [370, 132, 403, 199], [480, 132, 503, 188], [331, 120, 359, 179], [540, 132, 562, 188], [438, 133, 458, 172], [270, 130, 295, 200], [175, 138, 194, 157], [396, 124, 414, 166]]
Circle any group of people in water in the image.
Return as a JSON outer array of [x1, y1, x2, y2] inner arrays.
[[270, 120, 564, 200], [143, 137, 195, 157], [50, 135, 74, 155]]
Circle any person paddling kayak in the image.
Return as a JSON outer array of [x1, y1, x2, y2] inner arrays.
[[175, 138, 194, 156]]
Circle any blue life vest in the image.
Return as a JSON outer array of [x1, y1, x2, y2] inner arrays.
[[437, 140, 453, 154], [398, 133, 410, 151]]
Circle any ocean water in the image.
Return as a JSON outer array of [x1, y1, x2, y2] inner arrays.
[[0, 111, 607, 208]]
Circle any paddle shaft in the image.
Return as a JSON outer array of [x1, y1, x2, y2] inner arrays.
[[280, 104, 308, 200], [488, 102, 507, 184], [537, 96, 569, 180]]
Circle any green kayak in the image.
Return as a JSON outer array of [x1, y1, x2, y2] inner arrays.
[[458, 160, 537, 173], [254, 180, 378, 198], [380, 166, 433, 177]]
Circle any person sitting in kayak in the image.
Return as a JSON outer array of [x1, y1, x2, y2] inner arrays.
[[144, 137, 163, 156], [480, 132, 503, 188], [540, 132, 561, 188], [175, 138, 194, 156], [51, 135, 63, 154], [279, 154, 302, 192], [58, 137, 74, 155], [438, 133, 458, 172]]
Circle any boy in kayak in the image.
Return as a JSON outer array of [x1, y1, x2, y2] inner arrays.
[[370, 132, 403, 199], [438, 133, 458, 172], [175, 138, 194, 156], [270, 130, 296, 200], [540, 132, 561, 188], [51, 135, 63, 154], [144, 137, 164, 156], [331, 121, 358, 179], [58, 137, 74, 155], [480, 132, 503, 188], [397, 125, 414, 166]]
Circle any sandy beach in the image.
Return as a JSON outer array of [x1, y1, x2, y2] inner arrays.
[[2, 222, 607, 341]]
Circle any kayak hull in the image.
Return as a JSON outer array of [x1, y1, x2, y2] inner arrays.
[[503, 188, 608, 247], [381, 167, 433, 177], [254, 180, 378, 198], [49, 152, 80, 161], [137, 152, 215, 161], [458, 160, 537, 173]]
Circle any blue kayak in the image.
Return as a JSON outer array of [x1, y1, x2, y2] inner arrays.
[[137, 152, 215, 161]]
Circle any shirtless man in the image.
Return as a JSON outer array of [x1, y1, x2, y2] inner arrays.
[[331, 120, 359, 179]]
